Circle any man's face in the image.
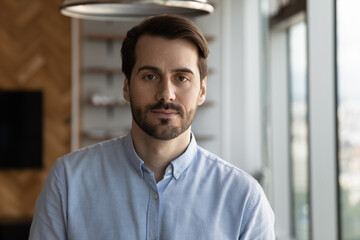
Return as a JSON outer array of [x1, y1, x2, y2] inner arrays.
[[123, 34, 207, 140]]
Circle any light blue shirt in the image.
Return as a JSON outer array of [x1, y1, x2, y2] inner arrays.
[[29, 132, 275, 239]]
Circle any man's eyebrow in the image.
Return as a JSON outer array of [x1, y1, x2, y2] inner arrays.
[[137, 65, 162, 74], [172, 68, 195, 76], [137, 65, 195, 76]]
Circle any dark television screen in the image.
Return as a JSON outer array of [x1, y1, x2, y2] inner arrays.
[[0, 90, 43, 168]]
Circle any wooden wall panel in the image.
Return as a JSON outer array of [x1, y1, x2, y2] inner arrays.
[[0, 0, 71, 220]]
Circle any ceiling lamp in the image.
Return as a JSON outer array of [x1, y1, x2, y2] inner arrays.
[[60, 0, 214, 21]]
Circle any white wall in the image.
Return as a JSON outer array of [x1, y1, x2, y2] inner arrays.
[[196, 0, 264, 176]]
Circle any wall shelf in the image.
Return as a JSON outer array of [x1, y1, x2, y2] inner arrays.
[[87, 101, 129, 108], [87, 94, 128, 107], [83, 67, 123, 75], [86, 34, 126, 42], [82, 129, 129, 141]]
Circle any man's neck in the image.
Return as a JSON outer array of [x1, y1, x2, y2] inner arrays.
[[131, 122, 191, 182]]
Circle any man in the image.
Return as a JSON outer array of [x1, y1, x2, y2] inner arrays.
[[29, 15, 275, 239]]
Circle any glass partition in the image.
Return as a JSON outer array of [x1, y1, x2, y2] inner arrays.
[[337, 0, 360, 239], [288, 21, 310, 240]]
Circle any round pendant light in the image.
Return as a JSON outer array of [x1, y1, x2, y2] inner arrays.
[[60, 0, 214, 21]]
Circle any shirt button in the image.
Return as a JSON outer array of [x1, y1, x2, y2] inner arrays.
[[153, 193, 158, 200], [167, 168, 172, 173]]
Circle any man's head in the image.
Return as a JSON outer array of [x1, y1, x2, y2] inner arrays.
[[122, 15, 208, 141], [121, 14, 209, 82]]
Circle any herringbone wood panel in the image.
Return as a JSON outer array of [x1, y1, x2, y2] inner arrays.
[[0, 0, 71, 220]]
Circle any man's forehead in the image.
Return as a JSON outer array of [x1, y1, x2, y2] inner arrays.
[[133, 35, 199, 70], [135, 34, 198, 53]]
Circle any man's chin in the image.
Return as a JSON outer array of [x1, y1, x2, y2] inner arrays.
[[146, 127, 182, 141]]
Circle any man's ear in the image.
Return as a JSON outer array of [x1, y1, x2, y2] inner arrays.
[[197, 77, 207, 106], [123, 78, 130, 102]]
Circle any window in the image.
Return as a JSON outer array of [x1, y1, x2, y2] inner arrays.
[[288, 21, 310, 240], [337, 0, 360, 239], [268, 0, 341, 238], [267, 12, 310, 239]]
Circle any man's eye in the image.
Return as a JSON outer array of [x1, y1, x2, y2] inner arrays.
[[177, 75, 189, 82], [144, 74, 157, 81]]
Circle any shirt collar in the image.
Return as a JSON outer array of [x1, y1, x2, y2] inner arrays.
[[124, 131, 198, 180], [170, 133, 197, 180], [124, 132, 145, 178]]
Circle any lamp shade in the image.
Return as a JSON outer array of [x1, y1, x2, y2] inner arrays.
[[60, 0, 214, 21]]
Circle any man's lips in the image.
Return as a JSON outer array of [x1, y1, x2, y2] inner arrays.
[[148, 102, 184, 117], [151, 109, 179, 117]]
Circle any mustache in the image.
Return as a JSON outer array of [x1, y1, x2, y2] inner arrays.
[[149, 101, 184, 116]]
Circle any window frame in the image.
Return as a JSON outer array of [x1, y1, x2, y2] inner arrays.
[[269, 12, 308, 239], [269, 21, 292, 239], [268, 0, 339, 238], [307, 0, 339, 239]]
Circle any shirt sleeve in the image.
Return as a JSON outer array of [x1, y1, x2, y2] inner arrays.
[[29, 159, 68, 240], [239, 182, 275, 240]]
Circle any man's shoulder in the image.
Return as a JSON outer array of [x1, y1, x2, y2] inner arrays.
[[195, 146, 258, 186], [57, 135, 128, 167]]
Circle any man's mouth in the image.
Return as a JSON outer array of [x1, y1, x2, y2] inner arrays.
[[151, 109, 179, 118], [149, 102, 184, 117]]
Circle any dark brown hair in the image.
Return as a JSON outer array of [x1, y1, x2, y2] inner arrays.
[[121, 14, 209, 82]]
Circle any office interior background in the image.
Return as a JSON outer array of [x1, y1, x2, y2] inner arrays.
[[0, 0, 359, 239]]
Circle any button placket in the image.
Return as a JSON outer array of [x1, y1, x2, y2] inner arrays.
[[144, 172, 160, 240]]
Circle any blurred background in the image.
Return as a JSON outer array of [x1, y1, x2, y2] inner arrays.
[[0, 0, 359, 239]]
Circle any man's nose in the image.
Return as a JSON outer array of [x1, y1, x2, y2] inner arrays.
[[156, 78, 176, 102]]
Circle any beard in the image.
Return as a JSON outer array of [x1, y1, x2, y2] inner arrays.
[[130, 99, 197, 140]]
